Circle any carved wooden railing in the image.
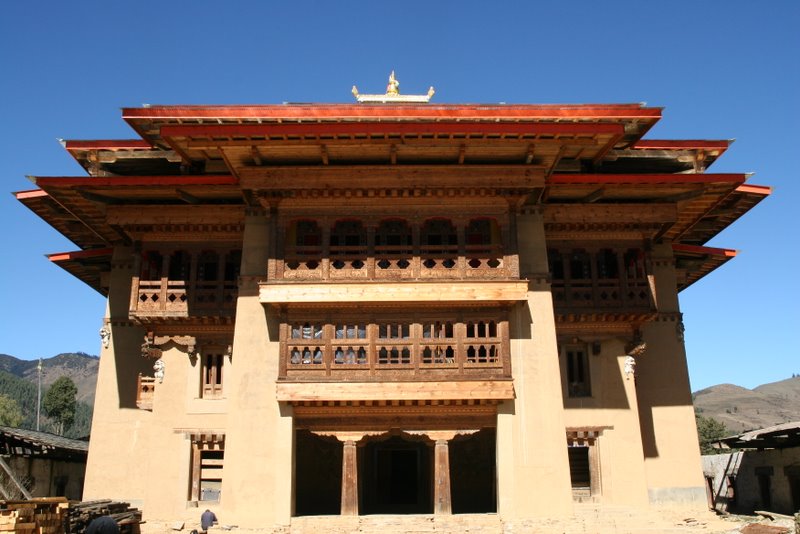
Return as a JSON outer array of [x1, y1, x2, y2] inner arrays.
[[130, 279, 237, 318], [137, 374, 156, 410], [280, 320, 510, 381], [277, 244, 514, 282], [550, 276, 652, 312]]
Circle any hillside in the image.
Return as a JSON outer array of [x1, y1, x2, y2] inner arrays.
[[0, 352, 99, 405], [693, 376, 800, 433], [0, 352, 98, 438]]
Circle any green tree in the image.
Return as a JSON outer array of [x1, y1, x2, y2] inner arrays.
[[0, 394, 23, 427], [42, 377, 77, 435], [696, 414, 729, 455]]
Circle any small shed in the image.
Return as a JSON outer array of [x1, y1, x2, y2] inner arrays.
[[0, 426, 88, 500]]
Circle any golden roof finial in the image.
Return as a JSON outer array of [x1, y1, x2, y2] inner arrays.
[[352, 71, 435, 104], [386, 71, 400, 96]]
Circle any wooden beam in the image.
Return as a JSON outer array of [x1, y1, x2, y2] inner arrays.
[[544, 203, 677, 225], [176, 189, 201, 204], [76, 189, 120, 205], [250, 146, 263, 166], [239, 165, 545, 191], [160, 121, 625, 139], [106, 205, 245, 225], [663, 188, 707, 202], [0, 456, 32, 499], [582, 188, 605, 203], [275, 380, 515, 402], [260, 280, 529, 304]]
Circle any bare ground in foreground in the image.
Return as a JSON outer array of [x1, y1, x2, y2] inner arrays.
[[138, 505, 795, 534]]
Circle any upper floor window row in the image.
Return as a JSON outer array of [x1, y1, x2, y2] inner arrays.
[[140, 249, 242, 282], [285, 218, 503, 256], [277, 218, 514, 281]]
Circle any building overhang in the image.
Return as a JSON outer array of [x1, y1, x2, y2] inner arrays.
[[673, 244, 737, 290], [260, 280, 529, 306], [276, 379, 515, 402]]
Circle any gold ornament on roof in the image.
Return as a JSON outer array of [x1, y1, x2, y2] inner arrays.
[[352, 71, 435, 103]]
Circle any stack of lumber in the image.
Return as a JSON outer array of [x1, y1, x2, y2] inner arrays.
[[0, 498, 69, 534], [65, 500, 141, 534]]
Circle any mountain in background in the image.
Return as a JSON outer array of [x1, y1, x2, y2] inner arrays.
[[0, 352, 98, 405], [0, 352, 98, 438], [693, 376, 800, 433]]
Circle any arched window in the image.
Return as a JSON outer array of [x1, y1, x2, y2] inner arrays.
[[291, 220, 322, 254], [224, 250, 241, 282], [140, 251, 163, 281], [548, 249, 564, 280], [569, 250, 591, 280], [330, 220, 366, 256], [596, 249, 618, 279], [197, 250, 219, 282], [421, 219, 457, 250], [168, 250, 191, 281], [375, 219, 412, 251]]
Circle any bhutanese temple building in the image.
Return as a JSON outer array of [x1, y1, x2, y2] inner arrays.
[[15, 75, 770, 528]]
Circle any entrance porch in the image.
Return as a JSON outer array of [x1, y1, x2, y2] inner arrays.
[[292, 402, 497, 517]]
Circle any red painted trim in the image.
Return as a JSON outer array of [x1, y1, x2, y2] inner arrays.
[[672, 244, 737, 257], [123, 103, 663, 121], [48, 248, 114, 262], [14, 189, 48, 200], [160, 121, 625, 138], [64, 140, 152, 150], [34, 175, 238, 187], [736, 184, 772, 195], [632, 140, 730, 150], [548, 173, 747, 185]]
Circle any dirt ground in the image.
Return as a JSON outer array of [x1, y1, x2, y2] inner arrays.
[[137, 506, 797, 534]]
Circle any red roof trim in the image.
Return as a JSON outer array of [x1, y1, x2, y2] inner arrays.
[[34, 175, 238, 187], [14, 189, 48, 200], [736, 184, 772, 195], [632, 140, 730, 150], [160, 121, 625, 138], [64, 140, 152, 150], [548, 173, 747, 185], [672, 244, 737, 258], [48, 248, 114, 262], [123, 103, 662, 121]]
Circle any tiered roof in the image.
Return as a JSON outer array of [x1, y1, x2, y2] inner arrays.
[[15, 102, 769, 294]]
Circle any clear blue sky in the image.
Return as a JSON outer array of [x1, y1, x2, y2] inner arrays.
[[1, 1, 797, 391]]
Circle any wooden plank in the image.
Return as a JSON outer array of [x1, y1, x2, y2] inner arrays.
[[544, 203, 677, 225], [238, 165, 545, 191], [260, 280, 529, 304], [275, 380, 515, 402], [106, 205, 245, 226]]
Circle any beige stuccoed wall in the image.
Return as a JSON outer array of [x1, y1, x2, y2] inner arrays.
[[84, 247, 151, 508], [636, 242, 706, 506], [83, 246, 232, 523], [219, 210, 294, 529], [497, 208, 573, 519], [561, 338, 649, 507]]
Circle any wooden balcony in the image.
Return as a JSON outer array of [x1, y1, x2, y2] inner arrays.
[[130, 278, 237, 321], [278, 319, 511, 384], [137, 374, 155, 410], [274, 245, 518, 282], [550, 277, 653, 312]]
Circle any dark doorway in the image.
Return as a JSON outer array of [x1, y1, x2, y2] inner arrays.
[[567, 446, 590, 488], [361, 436, 432, 514], [450, 428, 496, 513], [295, 430, 342, 516], [757, 474, 772, 510]]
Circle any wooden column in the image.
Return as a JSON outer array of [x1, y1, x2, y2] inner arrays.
[[341, 440, 359, 515], [434, 439, 452, 514], [190, 441, 201, 501]]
